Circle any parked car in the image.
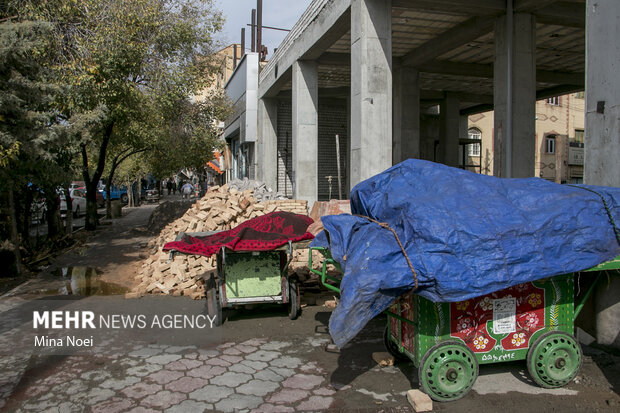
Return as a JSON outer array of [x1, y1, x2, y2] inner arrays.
[[59, 188, 87, 217], [75, 186, 104, 208], [101, 185, 129, 204]]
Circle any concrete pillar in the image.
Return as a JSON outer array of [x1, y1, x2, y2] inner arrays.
[[258, 97, 278, 191], [585, 0, 620, 187], [586, 0, 620, 351], [292, 60, 318, 203], [459, 115, 468, 141], [493, 13, 536, 178], [393, 64, 420, 164], [350, 0, 392, 186], [439, 93, 460, 167]]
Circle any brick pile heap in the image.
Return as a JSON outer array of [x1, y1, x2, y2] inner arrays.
[[128, 184, 308, 299]]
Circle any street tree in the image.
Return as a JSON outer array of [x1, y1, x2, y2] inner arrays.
[[17, 0, 224, 230]]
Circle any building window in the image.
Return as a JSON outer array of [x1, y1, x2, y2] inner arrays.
[[575, 92, 584, 99], [574, 129, 584, 143], [546, 135, 556, 154], [467, 128, 481, 157], [547, 96, 560, 106]]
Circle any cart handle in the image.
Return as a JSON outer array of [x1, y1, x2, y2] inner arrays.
[[309, 246, 342, 294], [574, 271, 603, 320]]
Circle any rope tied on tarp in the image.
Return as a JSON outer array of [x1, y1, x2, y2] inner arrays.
[[569, 185, 620, 245], [354, 214, 419, 291]]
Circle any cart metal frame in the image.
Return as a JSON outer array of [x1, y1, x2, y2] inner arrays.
[[171, 232, 309, 325]]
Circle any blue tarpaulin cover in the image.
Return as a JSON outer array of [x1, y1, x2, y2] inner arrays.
[[311, 160, 620, 347]]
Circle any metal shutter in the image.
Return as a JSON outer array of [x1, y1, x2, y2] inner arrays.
[[318, 101, 348, 201], [277, 101, 293, 198]]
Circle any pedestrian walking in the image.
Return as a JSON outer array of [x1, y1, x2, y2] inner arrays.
[[181, 182, 194, 199]]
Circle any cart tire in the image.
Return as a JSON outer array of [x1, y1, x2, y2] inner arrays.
[[205, 275, 222, 326], [383, 325, 409, 363], [288, 280, 299, 320], [527, 331, 582, 389], [418, 340, 478, 401]]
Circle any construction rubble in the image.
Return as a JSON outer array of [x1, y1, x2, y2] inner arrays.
[[227, 178, 287, 202], [129, 183, 310, 299]]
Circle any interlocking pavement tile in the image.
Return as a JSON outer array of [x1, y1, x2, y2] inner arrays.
[[146, 370, 184, 385], [268, 356, 302, 369], [296, 396, 334, 411], [165, 376, 209, 393], [100, 376, 141, 390], [209, 372, 252, 388], [236, 379, 281, 397], [164, 399, 213, 413], [281, 374, 324, 390], [164, 358, 203, 371], [266, 389, 310, 404], [245, 350, 280, 362], [140, 390, 186, 409], [214, 393, 263, 412], [186, 364, 227, 379], [91, 397, 135, 413], [188, 384, 234, 403], [121, 382, 162, 399], [145, 354, 182, 365], [250, 403, 295, 413]]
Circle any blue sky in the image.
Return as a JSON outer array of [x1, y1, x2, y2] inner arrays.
[[214, 0, 312, 58]]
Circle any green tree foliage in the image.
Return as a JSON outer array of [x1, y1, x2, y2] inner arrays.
[[16, 0, 225, 229], [0, 20, 73, 269]]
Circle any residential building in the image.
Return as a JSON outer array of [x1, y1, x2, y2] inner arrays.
[[467, 93, 585, 184]]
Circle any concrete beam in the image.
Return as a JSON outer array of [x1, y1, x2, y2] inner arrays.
[[418, 60, 584, 86], [292, 60, 319, 203], [536, 84, 584, 100], [515, 0, 561, 12], [259, 0, 351, 98], [460, 103, 494, 116], [350, 0, 392, 186], [535, 2, 585, 28], [421, 90, 494, 104], [317, 52, 350, 66], [459, 84, 585, 116], [392, 0, 505, 15], [402, 16, 496, 68]]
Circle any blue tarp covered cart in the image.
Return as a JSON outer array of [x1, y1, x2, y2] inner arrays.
[[311, 160, 620, 348]]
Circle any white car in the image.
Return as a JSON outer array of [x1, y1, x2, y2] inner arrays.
[[59, 188, 87, 217]]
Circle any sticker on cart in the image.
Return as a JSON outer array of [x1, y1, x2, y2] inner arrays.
[[493, 297, 516, 335]]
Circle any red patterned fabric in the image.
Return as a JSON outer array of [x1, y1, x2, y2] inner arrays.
[[163, 211, 314, 256]]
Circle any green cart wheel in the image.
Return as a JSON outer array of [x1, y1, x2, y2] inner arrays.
[[383, 325, 408, 363], [418, 341, 478, 401], [288, 280, 299, 320], [527, 331, 582, 388], [205, 274, 222, 326]]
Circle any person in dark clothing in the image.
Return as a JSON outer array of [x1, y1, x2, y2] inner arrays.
[[167, 180, 173, 196], [200, 180, 208, 197]]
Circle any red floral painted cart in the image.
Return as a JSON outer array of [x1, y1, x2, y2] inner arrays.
[[311, 247, 620, 401]]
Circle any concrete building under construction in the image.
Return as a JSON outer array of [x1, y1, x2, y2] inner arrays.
[[221, 0, 620, 348]]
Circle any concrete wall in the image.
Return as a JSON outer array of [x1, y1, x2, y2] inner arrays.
[[585, 0, 620, 188], [586, 0, 620, 351]]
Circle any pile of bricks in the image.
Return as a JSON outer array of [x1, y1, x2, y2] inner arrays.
[[127, 184, 308, 299]]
